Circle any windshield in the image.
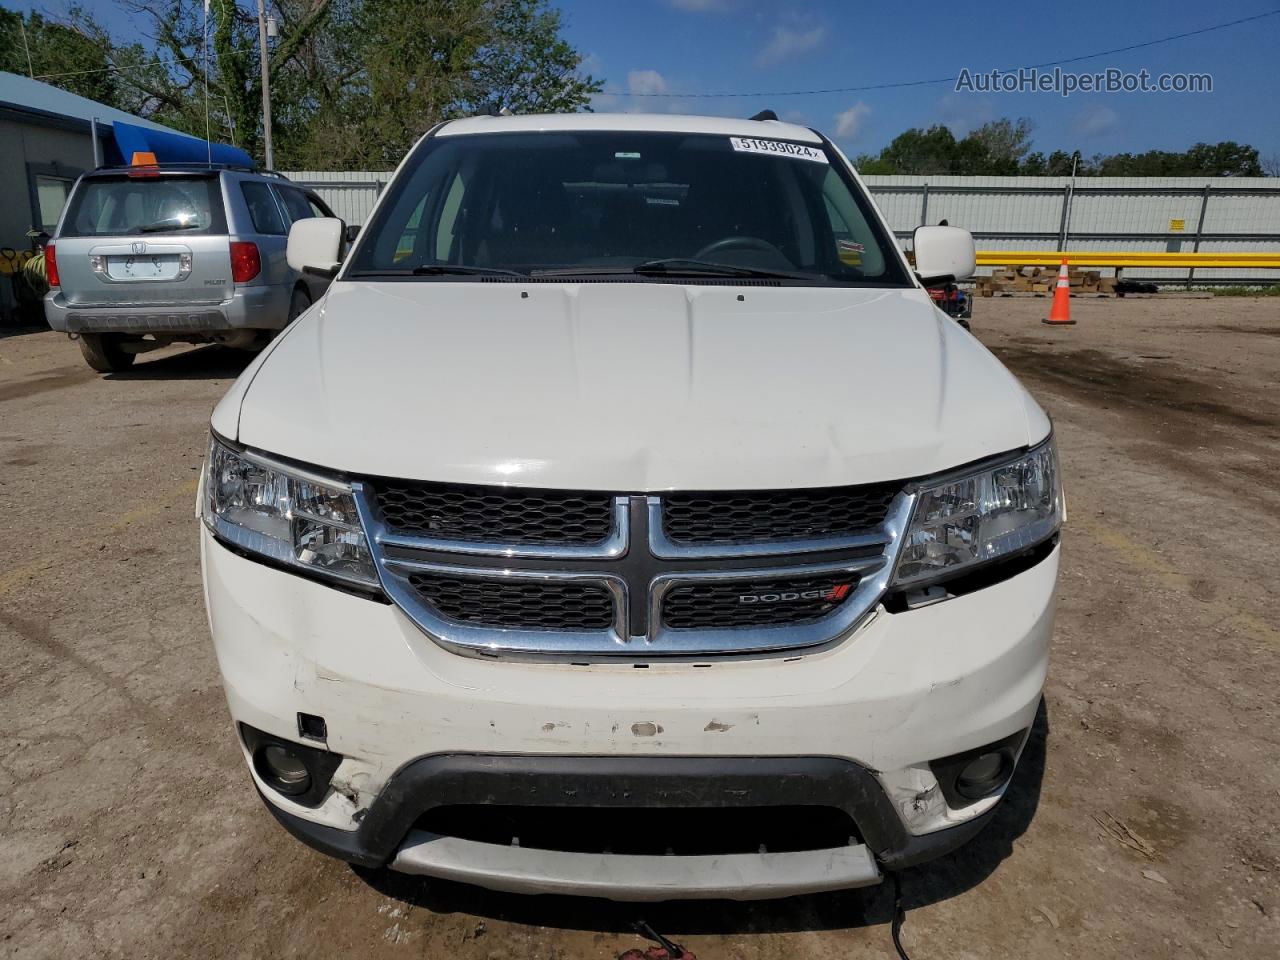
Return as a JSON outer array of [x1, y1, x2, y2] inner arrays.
[[61, 175, 226, 238], [347, 130, 909, 285]]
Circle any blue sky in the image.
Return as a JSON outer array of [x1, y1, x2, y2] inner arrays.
[[564, 0, 1280, 160], [9, 0, 1279, 160]]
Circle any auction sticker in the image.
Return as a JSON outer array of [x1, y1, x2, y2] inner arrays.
[[729, 137, 827, 163]]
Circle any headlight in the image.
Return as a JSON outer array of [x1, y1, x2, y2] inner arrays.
[[892, 437, 1062, 587], [202, 434, 377, 588]]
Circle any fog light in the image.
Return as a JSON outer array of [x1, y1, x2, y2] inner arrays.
[[955, 752, 1010, 800], [260, 745, 311, 795], [240, 724, 343, 808]]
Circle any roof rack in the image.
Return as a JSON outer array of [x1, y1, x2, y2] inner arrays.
[[749, 109, 779, 122], [91, 161, 289, 180]]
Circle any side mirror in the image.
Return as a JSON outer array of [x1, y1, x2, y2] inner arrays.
[[912, 225, 976, 286], [287, 217, 344, 277]]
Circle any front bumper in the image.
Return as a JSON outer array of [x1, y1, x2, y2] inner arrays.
[[202, 528, 1056, 898], [43, 283, 292, 334], [259, 754, 1001, 900]]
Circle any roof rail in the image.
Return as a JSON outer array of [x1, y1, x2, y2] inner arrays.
[[91, 161, 288, 180], [749, 109, 779, 122]]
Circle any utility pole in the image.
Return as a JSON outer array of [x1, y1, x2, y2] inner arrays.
[[257, 0, 274, 169]]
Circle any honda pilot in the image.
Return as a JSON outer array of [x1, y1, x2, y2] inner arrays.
[[43, 163, 334, 372]]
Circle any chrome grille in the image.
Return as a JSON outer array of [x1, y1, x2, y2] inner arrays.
[[662, 574, 860, 630], [355, 479, 913, 659], [372, 480, 614, 547], [661, 484, 900, 545], [407, 572, 615, 631]]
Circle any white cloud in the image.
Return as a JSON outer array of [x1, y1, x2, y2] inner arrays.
[[834, 102, 871, 142], [1072, 105, 1119, 138], [666, 0, 733, 10], [755, 25, 826, 67], [627, 69, 670, 96]]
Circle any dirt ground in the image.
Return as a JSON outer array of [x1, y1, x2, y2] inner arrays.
[[2, 296, 1277, 959]]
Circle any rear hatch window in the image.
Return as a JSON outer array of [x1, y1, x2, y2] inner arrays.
[[61, 174, 227, 238]]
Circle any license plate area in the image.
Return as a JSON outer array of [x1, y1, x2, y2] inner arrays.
[[103, 253, 185, 281]]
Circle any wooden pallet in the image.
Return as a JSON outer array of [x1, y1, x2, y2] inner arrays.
[[974, 265, 1116, 297]]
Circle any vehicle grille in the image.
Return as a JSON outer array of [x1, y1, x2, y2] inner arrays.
[[406, 572, 614, 631], [662, 574, 859, 630], [372, 481, 614, 546], [661, 483, 900, 545], [362, 478, 906, 657]]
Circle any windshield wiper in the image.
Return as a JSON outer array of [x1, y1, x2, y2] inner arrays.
[[346, 264, 527, 278], [410, 264, 525, 277], [138, 220, 200, 233], [631, 258, 818, 280], [536, 260, 819, 281]]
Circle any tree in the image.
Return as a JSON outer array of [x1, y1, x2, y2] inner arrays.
[[38, 0, 599, 169], [878, 125, 958, 175], [1089, 142, 1261, 177], [866, 118, 1035, 175], [307, 0, 601, 168], [960, 117, 1034, 175], [1177, 141, 1262, 177], [0, 8, 119, 104], [851, 152, 892, 174], [857, 115, 1262, 179]]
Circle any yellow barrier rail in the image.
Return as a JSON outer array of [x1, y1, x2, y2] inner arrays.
[[975, 251, 1280, 269]]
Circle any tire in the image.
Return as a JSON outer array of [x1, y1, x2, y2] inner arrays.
[[77, 333, 136, 373], [288, 287, 311, 322]]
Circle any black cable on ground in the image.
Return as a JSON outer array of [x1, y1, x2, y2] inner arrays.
[[889, 871, 912, 960], [633, 919, 687, 959]]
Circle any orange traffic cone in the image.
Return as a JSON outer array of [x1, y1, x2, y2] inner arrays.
[[1042, 258, 1076, 325]]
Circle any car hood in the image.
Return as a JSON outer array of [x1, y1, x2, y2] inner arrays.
[[221, 281, 1048, 490]]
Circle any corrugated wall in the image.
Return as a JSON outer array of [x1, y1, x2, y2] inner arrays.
[[287, 171, 1280, 284], [286, 170, 389, 227], [860, 175, 1280, 282]]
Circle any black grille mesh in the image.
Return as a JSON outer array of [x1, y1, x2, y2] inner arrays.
[[407, 573, 614, 631], [662, 574, 859, 630], [373, 481, 614, 546], [662, 483, 899, 545]]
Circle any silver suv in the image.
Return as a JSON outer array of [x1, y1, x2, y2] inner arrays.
[[43, 163, 336, 372]]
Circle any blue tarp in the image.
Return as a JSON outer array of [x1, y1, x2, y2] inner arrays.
[[108, 120, 256, 169]]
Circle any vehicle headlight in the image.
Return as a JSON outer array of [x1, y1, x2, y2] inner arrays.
[[892, 437, 1062, 587], [201, 434, 377, 588]]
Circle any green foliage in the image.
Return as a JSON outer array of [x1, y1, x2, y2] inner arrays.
[[15, 0, 600, 170], [301, 0, 602, 168], [858, 116, 1262, 178], [0, 8, 118, 103], [1089, 142, 1262, 177], [871, 118, 1035, 175]]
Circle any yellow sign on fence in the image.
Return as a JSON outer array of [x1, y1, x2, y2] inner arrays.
[[1169, 219, 1186, 232]]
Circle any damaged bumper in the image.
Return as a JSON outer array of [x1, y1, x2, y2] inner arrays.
[[202, 528, 1056, 898], [254, 753, 1000, 900]]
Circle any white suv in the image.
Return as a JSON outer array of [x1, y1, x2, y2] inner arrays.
[[199, 113, 1062, 901]]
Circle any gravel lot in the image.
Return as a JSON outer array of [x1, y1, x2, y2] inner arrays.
[[2, 296, 1277, 959]]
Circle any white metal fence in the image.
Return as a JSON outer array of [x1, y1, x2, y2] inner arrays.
[[286, 171, 1280, 284]]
